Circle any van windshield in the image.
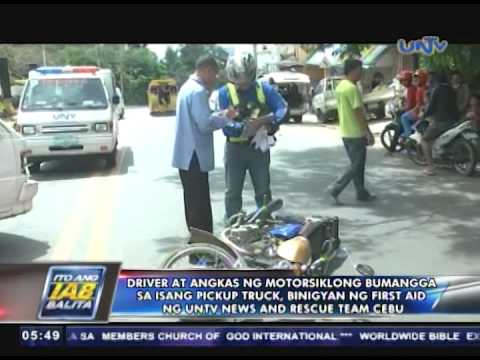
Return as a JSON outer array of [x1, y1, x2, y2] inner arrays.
[[21, 78, 108, 111]]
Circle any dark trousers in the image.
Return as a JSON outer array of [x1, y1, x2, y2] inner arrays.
[[332, 137, 370, 199], [179, 153, 213, 233], [224, 142, 272, 219]]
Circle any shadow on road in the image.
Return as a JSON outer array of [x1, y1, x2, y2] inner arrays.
[[212, 144, 479, 260], [269, 145, 480, 259], [30, 146, 135, 181], [0, 233, 50, 262], [150, 111, 176, 117], [158, 141, 480, 261]]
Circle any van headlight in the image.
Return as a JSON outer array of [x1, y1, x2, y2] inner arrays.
[[94, 123, 109, 132], [22, 126, 36, 135]]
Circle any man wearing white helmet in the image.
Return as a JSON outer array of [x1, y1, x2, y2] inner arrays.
[[218, 52, 288, 220]]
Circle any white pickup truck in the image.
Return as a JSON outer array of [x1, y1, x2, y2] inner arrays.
[[312, 76, 395, 122]]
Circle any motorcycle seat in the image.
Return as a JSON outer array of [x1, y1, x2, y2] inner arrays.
[[446, 121, 461, 131]]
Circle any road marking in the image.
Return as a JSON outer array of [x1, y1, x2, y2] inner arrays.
[[85, 148, 126, 261], [49, 174, 101, 260]]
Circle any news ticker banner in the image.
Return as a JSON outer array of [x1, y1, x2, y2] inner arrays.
[[18, 325, 480, 348], [2, 264, 480, 321], [111, 271, 480, 319]]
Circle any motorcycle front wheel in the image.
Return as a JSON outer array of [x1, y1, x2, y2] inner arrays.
[[452, 137, 477, 176], [161, 243, 244, 270], [380, 123, 403, 152]]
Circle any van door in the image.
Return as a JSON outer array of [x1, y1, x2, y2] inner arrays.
[[313, 79, 326, 113], [0, 123, 18, 216], [324, 79, 337, 112]]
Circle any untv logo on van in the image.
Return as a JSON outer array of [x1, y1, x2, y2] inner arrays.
[[53, 113, 76, 121], [397, 36, 448, 56]]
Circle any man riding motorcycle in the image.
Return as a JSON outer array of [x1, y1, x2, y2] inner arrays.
[[380, 70, 416, 153], [397, 70, 416, 114], [399, 69, 428, 143], [420, 71, 459, 175]]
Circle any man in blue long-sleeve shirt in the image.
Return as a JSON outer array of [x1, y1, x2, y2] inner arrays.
[[218, 53, 287, 220], [172, 55, 237, 233]]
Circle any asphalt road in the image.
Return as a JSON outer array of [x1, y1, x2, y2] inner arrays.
[[1, 108, 480, 276]]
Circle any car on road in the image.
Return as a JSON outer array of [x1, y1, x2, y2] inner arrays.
[[15, 66, 121, 173], [209, 72, 310, 124], [0, 119, 38, 220], [147, 79, 177, 116], [312, 76, 395, 122], [259, 71, 310, 123]]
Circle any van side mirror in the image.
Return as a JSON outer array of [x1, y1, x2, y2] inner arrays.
[[112, 95, 120, 105]]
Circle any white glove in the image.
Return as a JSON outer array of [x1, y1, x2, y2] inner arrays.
[[252, 126, 274, 153]]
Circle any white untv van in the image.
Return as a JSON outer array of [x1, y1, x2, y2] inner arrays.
[[16, 66, 120, 172]]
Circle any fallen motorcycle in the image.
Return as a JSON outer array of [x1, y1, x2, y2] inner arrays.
[[404, 120, 478, 176], [161, 199, 375, 277]]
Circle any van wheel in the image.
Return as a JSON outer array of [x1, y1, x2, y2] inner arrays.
[[105, 149, 117, 169], [29, 161, 41, 174], [293, 116, 303, 123], [316, 109, 326, 123], [326, 110, 338, 122]]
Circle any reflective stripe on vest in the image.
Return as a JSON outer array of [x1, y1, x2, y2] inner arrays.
[[226, 81, 266, 107], [226, 81, 266, 143]]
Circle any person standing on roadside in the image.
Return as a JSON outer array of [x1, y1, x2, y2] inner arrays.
[[326, 59, 376, 205], [172, 55, 237, 233]]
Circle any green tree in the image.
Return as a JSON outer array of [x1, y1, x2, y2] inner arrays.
[[0, 43, 230, 105], [161, 46, 180, 78], [420, 44, 480, 88], [300, 44, 331, 57], [162, 44, 229, 85], [333, 44, 372, 59]]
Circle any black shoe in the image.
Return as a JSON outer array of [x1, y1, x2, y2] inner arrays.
[[357, 194, 377, 202], [325, 185, 344, 206]]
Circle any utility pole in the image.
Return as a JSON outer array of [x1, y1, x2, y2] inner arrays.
[[41, 45, 47, 66], [95, 44, 103, 67], [120, 44, 128, 96]]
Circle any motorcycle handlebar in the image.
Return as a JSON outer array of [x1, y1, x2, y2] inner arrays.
[[246, 199, 284, 224]]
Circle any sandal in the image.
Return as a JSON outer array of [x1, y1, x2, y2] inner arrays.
[[423, 167, 436, 176]]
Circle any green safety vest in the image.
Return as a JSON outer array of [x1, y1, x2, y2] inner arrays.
[[226, 80, 267, 143]]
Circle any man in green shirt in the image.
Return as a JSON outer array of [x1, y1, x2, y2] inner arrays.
[[326, 59, 375, 205]]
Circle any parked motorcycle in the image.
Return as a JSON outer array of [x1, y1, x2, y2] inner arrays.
[[380, 110, 405, 153], [404, 120, 478, 176], [162, 199, 375, 277], [381, 89, 406, 153]]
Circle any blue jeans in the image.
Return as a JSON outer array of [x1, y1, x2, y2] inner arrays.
[[331, 137, 370, 200], [400, 111, 417, 138], [224, 142, 272, 219]]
